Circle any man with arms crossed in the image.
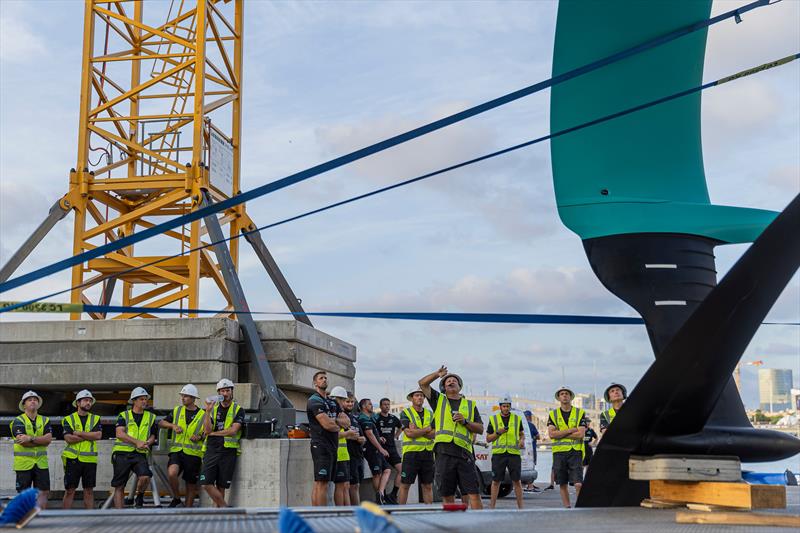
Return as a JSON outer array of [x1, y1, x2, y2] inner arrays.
[[486, 397, 525, 509], [547, 386, 588, 508], [307, 371, 351, 506], [398, 389, 435, 504], [62, 390, 101, 509]]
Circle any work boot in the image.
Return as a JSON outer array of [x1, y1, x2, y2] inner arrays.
[[168, 497, 183, 508], [134, 493, 145, 508], [384, 491, 397, 505]]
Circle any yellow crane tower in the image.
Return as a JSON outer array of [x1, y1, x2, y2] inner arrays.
[[0, 0, 308, 421]]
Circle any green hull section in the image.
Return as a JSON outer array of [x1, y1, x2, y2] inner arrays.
[[550, 0, 776, 243]]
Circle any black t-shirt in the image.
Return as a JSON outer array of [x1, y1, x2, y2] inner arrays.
[[346, 412, 363, 458], [116, 411, 158, 437], [583, 427, 598, 445], [205, 403, 245, 454], [374, 413, 402, 451], [11, 414, 53, 438], [486, 413, 521, 435], [425, 389, 482, 459], [358, 412, 378, 453], [63, 413, 101, 435], [306, 393, 340, 450]]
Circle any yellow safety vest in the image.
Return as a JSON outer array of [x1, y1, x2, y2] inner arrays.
[[401, 407, 434, 456], [549, 408, 585, 455], [168, 406, 205, 458], [10, 414, 49, 471], [62, 412, 100, 464], [601, 407, 617, 427], [112, 410, 155, 454], [490, 412, 521, 456], [337, 427, 350, 462], [202, 402, 242, 455], [433, 394, 476, 454]]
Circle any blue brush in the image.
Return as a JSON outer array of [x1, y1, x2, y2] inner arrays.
[[0, 488, 38, 525], [355, 505, 403, 533], [277, 507, 315, 533]]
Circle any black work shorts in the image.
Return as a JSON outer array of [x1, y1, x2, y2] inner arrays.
[[335, 459, 350, 484], [491, 453, 522, 482], [386, 447, 402, 467], [15, 466, 50, 492], [434, 453, 479, 497], [64, 458, 97, 489], [168, 451, 203, 484], [111, 452, 152, 487], [553, 450, 583, 486], [401, 450, 434, 485], [364, 449, 390, 474], [199, 450, 237, 489], [310, 442, 337, 482], [349, 456, 364, 486]]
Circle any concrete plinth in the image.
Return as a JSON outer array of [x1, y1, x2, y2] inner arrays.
[[0, 438, 405, 507], [0, 319, 356, 415]]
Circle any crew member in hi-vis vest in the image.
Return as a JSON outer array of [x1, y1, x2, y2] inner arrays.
[[547, 386, 588, 508], [600, 383, 627, 434], [200, 379, 244, 508], [158, 384, 205, 508], [10, 390, 52, 509], [419, 365, 484, 510], [398, 388, 435, 504], [486, 396, 525, 509], [112, 387, 157, 509], [62, 389, 101, 510], [328, 386, 359, 506]]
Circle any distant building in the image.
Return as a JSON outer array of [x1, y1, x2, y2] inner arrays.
[[574, 393, 595, 410], [758, 369, 793, 412]]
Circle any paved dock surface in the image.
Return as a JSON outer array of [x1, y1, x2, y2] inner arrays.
[[13, 486, 800, 532]]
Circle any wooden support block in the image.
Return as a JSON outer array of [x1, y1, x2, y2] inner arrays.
[[676, 511, 800, 527], [630, 454, 741, 481], [650, 480, 786, 509], [640, 498, 684, 509], [686, 503, 744, 512]]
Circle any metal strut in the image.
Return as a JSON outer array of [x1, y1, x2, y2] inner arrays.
[[0, 198, 71, 283], [241, 215, 313, 327], [201, 191, 295, 427]]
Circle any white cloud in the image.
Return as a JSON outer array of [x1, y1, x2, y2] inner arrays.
[[0, 14, 46, 64]]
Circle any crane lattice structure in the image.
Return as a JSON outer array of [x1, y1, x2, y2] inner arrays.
[[0, 0, 309, 422]]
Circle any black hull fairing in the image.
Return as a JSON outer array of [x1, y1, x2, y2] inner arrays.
[[576, 194, 800, 507]]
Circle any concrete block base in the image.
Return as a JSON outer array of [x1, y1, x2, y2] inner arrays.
[[0, 319, 356, 416]]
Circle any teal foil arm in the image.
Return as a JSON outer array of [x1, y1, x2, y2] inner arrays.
[[550, 0, 777, 243]]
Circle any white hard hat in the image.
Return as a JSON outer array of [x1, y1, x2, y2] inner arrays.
[[19, 391, 43, 411], [129, 387, 151, 402], [329, 386, 348, 399], [73, 389, 96, 407], [216, 378, 235, 391], [555, 386, 575, 400], [498, 396, 512, 406], [179, 384, 200, 398]]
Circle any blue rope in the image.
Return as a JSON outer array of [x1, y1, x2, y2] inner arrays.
[[0, 0, 773, 295], [1, 51, 797, 315]]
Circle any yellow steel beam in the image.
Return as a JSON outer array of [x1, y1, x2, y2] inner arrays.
[[114, 288, 190, 319], [82, 189, 187, 240], [95, 5, 196, 50]]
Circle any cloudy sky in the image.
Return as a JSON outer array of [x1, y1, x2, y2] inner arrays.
[[1, 0, 798, 408]]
